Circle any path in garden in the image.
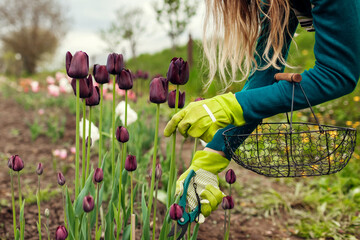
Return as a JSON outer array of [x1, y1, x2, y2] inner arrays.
[[0, 92, 302, 239]]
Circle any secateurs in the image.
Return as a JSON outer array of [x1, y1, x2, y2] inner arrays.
[[168, 169, 201, 240]]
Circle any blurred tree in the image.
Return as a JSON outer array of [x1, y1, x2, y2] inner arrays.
[[0, 0, 66, 74], [154, 0, 198, 50], [101, 7, 145, 59]]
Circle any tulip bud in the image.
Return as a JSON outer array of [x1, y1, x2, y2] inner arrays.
[[9, 155, 24, 172], [167, 57, 189, 85], [149, 77, 169, 104], [125, 155, 137, 172], [44, 208, 50, 218], [93, 64, 110, 84], [86, 86, 100, 106], [117, 69, 133, 90], [169, 203, 183, 220], [106, 53, 124, 74], [55, 225, 68, 240], [66, 51, 89, 79], [71, 75, 94, 98], [195, 97, 205, 102], [221, 196, 234, 210], [155, 163, 162, 181], [168, 90, 186, 109], [57, 172, 66, 186], [93, 168, 104, 183], [116, 126, 129, 143], [36, 163, 44, 175], [225, 169, 236, 184], [83, 195, 95, 212]]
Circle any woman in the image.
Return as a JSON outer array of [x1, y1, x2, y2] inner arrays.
[[164, 0, 360, 222]]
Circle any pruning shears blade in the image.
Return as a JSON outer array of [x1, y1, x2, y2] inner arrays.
[[167, 222, 189, 240]]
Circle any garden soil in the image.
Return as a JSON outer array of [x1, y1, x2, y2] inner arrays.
[[0, 93, 303, 240]]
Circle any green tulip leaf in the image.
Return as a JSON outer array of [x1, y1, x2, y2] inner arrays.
[[74, 169, 94, 217], [141, 185, 150, 240], [65, 187, 75, 240], [123, 224, 131, 240], [15, 228, 20, 240], [191, 223, 200, 240], [95, 226, 102, 240], [81, 214, 88, 240]]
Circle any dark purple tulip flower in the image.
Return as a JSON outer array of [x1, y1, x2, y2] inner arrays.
[[116, 126, 129, 143], [116, 69, 133, 90], [168, 90, 186, 109], [57, 172, 66, 186], [66, 51, 89, 79], [149, 77, 169, 104], [125, 155, 137, 172], [93, 64, 110, 84], [155, 163, 162, 181], [94, 168, 104, 183], [55, 225, 68, 240], [106, 53, 124, 74], [9, 155, 24, 172], [169, 203, 183, 220], [71, 74, 94, 98], [222, 196, 234, 210], [36, 163, 44, 175], [225, 169, 236, 184], [86, 86, 100, 106], [83, 195, 95, 212], [167, 57, 189, 85]]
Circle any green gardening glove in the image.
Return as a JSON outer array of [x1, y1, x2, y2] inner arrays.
[[164, 92, 245, 143], [176, 150, 230, 223]]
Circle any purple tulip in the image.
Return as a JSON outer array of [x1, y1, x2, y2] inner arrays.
[[36, 163, 44, 175], [225, 169, 236, 184], [155, 163, 162, 181], [66, 51, 89, 79], [222, 196, 234, 210], [116, 69, 133, 90], [55, 225, 68, 240], [168, 90, 185, 109], [116, 126, 129, 143], [57, 172, 66, 186], [125, 155, 137, 172], [86, 86, 100, 106], [71, 75, 94, 98], [106, 53, 124, 74], [83, 195, 95, 212], [169, 203, 183, 220], [149, 77, 169, 104], [93, 64, 110, 84], [9, 155, 24, 172], [167, 57, 189, 85], [94, 168, 104, 183]]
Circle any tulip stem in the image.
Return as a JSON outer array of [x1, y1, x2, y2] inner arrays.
[[148, 103, 160, 218], [86, 107, 92, 179], [112, 75, 116, 179], [173, 223, 177, 240], [88, 214, 91, 240], [62, 186, 67, 231], [82, 100, 87, 188], [168, 85, 180, 207], [75, 79, 80, 198], [130, 172, 134, 240], [191, 138, 198, 165], [116, 144, 123, 240], [95, 183, 100, 236], [152, 180, 159, 240], [37, 176, 42, 240], [17, 172, 22, 215], [98, 84, 103, 167], [10, 171, 16, 238]]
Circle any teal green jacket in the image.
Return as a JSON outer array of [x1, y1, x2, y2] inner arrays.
[[207, 0, 360, 159]]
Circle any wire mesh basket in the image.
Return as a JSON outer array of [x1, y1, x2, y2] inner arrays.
[[223, 74, 357, 177]]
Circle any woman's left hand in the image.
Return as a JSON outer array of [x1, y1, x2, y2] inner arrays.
[[164, 92, 245, 142]]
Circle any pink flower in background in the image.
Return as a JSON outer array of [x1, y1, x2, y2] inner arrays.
[[59, 77, 72, 93], [48, 85, 60, 97], [59, 149, 67, 159], [38, 109, 45, 115], [117, 88, 126, 96], [30, 81, 40, 93], [53, 149, 60, 157], [46, 76, 56, 85], [127, 90, 137, 102], [55, 72, 66, 81], [70, 146, 76, 154]]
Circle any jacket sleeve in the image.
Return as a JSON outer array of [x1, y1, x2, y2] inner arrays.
[[236, 0, 360, 123]]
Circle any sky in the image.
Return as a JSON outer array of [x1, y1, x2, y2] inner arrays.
[[54, 0, 205, 69]]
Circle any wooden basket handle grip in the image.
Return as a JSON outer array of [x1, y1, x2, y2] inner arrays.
[[274, 73, 302, 82]]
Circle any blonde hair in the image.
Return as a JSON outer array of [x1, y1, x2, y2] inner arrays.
[[203, 0, 292, 90]]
